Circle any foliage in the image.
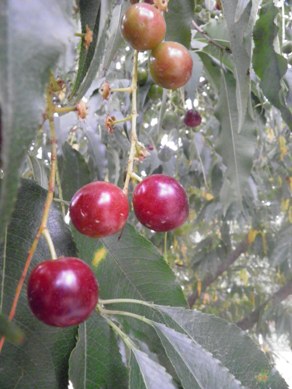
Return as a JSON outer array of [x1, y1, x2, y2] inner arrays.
[[0, 0, 292, 388]]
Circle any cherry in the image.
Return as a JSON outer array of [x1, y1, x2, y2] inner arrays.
[[27, 257, 98, 327], [132, 174, 189, 232], [137, 67, 148, 86], [162, 111, 179, 130], [148, 84, 163, 100], [70, 181, 129, 238], [215, 0, 222, 10], [121, 3, 166, 51], [183, 109, 202, 127], [149, 41, 193, 89]]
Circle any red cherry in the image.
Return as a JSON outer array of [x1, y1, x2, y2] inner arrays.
[[27, 257, 98, 327], [70, 181, 129, 238], [133, 174, 189, 232], [183, 109, 202, 127], [121, 3, 166, 51], [149, 41, 193, 89], [215, 0, 222, 10]]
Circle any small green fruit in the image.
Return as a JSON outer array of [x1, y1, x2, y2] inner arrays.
[[162, 111, 179, 130], [137, 67, 148, 86], [148, 84, 163, 100]]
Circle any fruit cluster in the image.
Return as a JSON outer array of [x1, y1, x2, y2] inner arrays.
[[121, 2, 193, 90], [27, 174, 189, 328], [27, 2, 190, 329]]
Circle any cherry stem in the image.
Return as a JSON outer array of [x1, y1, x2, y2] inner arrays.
[[55, 161, 66, 218], [123, 50, 139, 195], [0, 80, 58, 352], [53, 197, 70, 206], [130, 172, 143, 182], [99, 306, 153, 326], [112, 115, 132, 126], [54, 105, 77, 115], [164, 232, 168, 264], [111, 87, 132, 93], [99, 298, 154, 307], [74, 32, 85, 38], [42, 228, 57, 260]]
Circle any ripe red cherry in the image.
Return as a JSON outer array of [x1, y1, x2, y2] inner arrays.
[[69, 181, 129, 238], [27, 257, 98, 327], [183, 109, 202, 127], [149, 41, 193, 89], [215, 0, 222, 10], [121, 3, 166, 51], [133, 174, 189, 232]]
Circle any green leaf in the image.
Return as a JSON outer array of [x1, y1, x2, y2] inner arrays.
[[0, 0, 73, 243], [27, 155, 49, 190], [0, 180, 77, 388], [58, 142, 91, 201], [165, 0, 194, 47], [154, 322, 244, 389], [73, 224, 186, 306], [271, 225, 292, 267], [71, 0, 101, 96], [154, 306, 288, 389], [221, 0, 260, 131], [215, 70, 257, 215], [69, 313, 128, 389], [129, 348, 177, 389], [0, 313, 24, 345], [72, 1, 125, 101], [102, 3, 128, 73], [197, 51, 222, 91], [253, 2, 292, 130]]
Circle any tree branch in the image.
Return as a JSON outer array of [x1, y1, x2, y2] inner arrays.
[[188, 237, 249, 307], [236, 279, 292, 331]]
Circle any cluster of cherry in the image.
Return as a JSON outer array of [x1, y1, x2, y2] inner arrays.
[[124, 2, 202, 129], [122, 1, 193, 89], [26, 1, 190, 329]]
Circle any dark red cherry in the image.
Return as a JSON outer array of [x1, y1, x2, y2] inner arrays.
[[69, 181, 129, 238], [27, 257, 98, 327], [149, 41, 193, 89], [121, 3, 166, 51], [132, 174, 189, 232], [183, 109, 202, 127]]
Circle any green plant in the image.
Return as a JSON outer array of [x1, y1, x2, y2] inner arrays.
[[0, 1, 291, 388]]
